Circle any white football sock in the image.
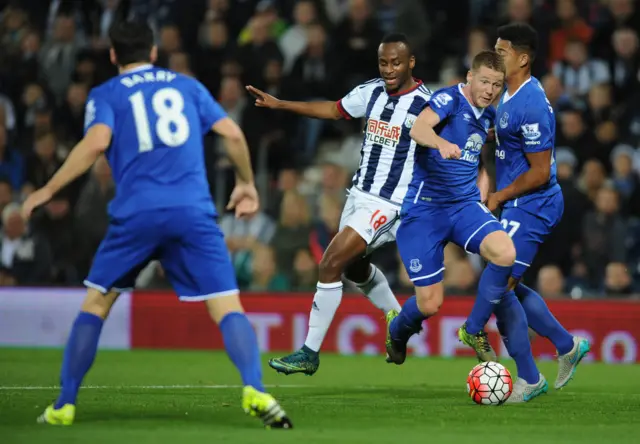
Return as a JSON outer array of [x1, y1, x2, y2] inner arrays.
[[304, 281, 343, 352], [354, 265, 401, 314]]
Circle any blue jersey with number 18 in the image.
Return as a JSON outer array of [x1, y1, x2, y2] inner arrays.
[[85, 64, 225, 219]]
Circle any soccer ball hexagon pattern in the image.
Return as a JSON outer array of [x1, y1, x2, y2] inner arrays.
[[466, 361, 513, 405]]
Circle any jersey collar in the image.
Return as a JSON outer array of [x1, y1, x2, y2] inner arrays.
[[502, 76, 532, 104], [388, 78, 423, 97], [120, 64, 154, 75]]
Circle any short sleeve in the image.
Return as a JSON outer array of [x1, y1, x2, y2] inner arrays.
[[196, 81, 227, 133], [428, 90, 456, 122], [337, 84, 368, 119], [84, 90, 115, 135], [519, 104, 553, 153]]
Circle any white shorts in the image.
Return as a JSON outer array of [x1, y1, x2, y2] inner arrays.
[[339, 187, 401, 255]]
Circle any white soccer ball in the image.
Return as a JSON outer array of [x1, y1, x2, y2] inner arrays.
[[466, 361, 513, 405]]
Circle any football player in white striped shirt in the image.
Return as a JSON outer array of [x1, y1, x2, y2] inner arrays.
[[246, 33, 432, 376]]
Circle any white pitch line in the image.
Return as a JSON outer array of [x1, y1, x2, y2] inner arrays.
[[0, 384, 312, 390]]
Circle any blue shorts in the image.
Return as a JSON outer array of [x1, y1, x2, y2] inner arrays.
[[501, 191, 564, 279], [397, 200, 504, 286], [85, 207, 238, 301]]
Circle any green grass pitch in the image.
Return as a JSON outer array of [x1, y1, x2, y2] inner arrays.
[[1, 349, 639, 444]]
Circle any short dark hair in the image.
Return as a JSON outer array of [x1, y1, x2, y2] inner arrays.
[[497, 23, 538, 61], [472, 50, 506, 74], [108, 21, 154, 66], [380, 33, 412, 55]]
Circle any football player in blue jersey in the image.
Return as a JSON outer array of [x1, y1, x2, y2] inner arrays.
[[480, 23, 589, 390], [22, 21, 292, 428], [387, 50, 548, 403]]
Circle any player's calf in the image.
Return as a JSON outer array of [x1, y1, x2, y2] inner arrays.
[[386, 285, 442, 365], [206, 295, 266, 392]]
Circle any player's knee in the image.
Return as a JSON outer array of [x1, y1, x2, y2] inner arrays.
[[415, 284, 444, 316], [81, 289, 119, 319], [481, 232, 516, 267]]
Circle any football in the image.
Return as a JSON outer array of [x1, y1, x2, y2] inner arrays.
[[466, 361, 513, 405]]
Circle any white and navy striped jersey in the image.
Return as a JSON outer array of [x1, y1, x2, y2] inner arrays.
[[336, 78, 432, 205]]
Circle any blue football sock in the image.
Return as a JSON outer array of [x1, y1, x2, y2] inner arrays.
[[55, 312, 104, 408], [219, 312, 265, 392], [515, 283, 574, 355], [466, 263, 512, 335], [389, 295, 427, 343], [495, 291, 540, 385]]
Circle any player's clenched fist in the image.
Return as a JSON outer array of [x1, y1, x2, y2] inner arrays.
[[246, 85, 280, 109], [439, 142, 461, 159]]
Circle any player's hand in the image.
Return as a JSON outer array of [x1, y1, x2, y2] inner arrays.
[[485, 192, 503, 212], [227, 183, 259, 219], [246, 85, 280, 109], [21, 187, 53, 220], [439, 143, 461, 160]]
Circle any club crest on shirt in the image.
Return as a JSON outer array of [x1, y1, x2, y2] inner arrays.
[[404, 115, 416, 129], [409, 259, 422, 273], [499, 112, 509, 129]]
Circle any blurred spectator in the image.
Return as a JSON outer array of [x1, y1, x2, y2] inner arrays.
[[237, 14, 283, 86], [291, 248, 317, 291], [609, 27, 640, 104], [271, 190, 312, 278], [55, 81, 88, 143], [604, 262, 633, 297], [333, 0, 382, 86], [541, 74, 572, 112], [39, 13, 81, 103], [310, 193, 342, 263], [238, 0, 287, 46], [443, 259, 478, 295], [552, 38, 609, 101], [0, 125, 24, 191], [24, 131, 64, 192], [0, 179, 14, 220], [168, 51, 193, 77], [457, 27, 490, 78], [0, 203, 52, 285], [548, 0, 593, 66], [577, 159, 607, 203], [590, 0, 640, 60], [278, 0, 318, 73], [74, 155, 114, 278], [610, 144, 640, 217], [536, 265, 565, 299], [580, 186, 628, 288], [557, 109, 606, 170], [248, 243, 289, 291]]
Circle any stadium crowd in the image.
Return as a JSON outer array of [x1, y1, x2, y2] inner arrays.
[[0, 0, 639, 298]]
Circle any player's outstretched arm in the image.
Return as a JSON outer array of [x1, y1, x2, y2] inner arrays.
[[212, 117, 254, 184], [21, 124, 111, 220], [212, 117, 259, 218], [410, 108, 461, 159], [246, 85, 342, 120]]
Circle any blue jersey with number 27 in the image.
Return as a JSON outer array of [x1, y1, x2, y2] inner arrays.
[[85, 64, 226, 219], [494, 76, 560, 209]]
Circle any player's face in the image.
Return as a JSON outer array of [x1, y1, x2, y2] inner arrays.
[[377, 42, 415, 92], [494, 38, 524, 77], [468, 65, 505, 108]]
